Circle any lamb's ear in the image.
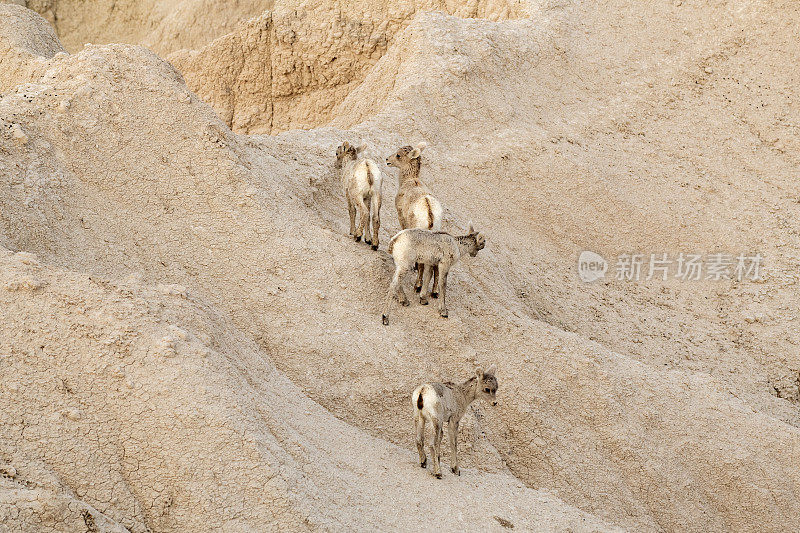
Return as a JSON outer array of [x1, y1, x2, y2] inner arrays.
[[486, 364, 497, 376], [356, 142, 367, 154], [467, 221, 474, 234], [416, 142, 427, 153], [409, 147, 421, 159], [343, 141, 350, 149], [475, 367, 484, 378]]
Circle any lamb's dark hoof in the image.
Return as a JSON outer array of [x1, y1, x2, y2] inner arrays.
[[431, 292, 439, 299], [440, 311, 449, 318], [371, 244, 379, 251], [451, 467, 460, 476], [414, 286, 421, 293], [434, 472, 442, 479], [354, 236, 361, 242], [364, 238, 372, 246], [420, 459, 427, 468], [382, 315, 389, 326], [420, 297, 428, 305]]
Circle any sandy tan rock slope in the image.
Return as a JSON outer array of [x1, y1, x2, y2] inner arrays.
[[1, 1, 800, 532], [0, 244, 613, 532]]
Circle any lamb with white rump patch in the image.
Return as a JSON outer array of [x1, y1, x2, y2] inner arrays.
[[412, 365, 499, 478], [335, 141, 383, 249], [382, 224, 485, 325]]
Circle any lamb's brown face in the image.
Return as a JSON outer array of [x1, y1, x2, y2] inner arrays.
[[479, 373, 498, 406], [469, 233, 486, 256], [386, 146, 412, 168], [335, 143, 357, 170]]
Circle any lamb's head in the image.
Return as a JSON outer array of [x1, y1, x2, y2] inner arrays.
[[476, 365, 498, 406], [335, 141, 365, 170], [464, 223, 486, 257], [386, 142, 426, 169]]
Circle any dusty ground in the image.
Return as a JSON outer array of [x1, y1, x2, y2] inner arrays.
[[1, 1, 799, 531]]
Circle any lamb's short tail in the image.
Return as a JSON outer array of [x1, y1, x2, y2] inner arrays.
[[365, 163, 374, 186], [416, 392, 424, 409], [424, 197, 434, 229], [387, 230, 405, 255]]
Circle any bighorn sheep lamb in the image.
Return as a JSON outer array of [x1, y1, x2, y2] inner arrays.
[[335, 141, 383, 250], [382, 224, 485, 325], [386, 142, 443, 295], [412, 365, 498, 478]]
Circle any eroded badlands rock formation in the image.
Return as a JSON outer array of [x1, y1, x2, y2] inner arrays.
[[1, 1, 799, 531]]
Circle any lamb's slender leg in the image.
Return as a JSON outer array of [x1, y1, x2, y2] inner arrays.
[[370, 193, 381, 250], [448, 419, 460, 475], [438, 266, 449, 318], [347, 198, 356, 236], [382, 264, 410, 325], [354, 196, 369, 242], [431, 419, 443, 478], [416, 414, 427, 468], [382, 267, 400, 325], [362, 195, 372, 245], [396, 208, 407, 231], [394, 260, 411, 307], [414, 264, 425, 293], [419, 264, 434, 305], [430, 265, 440, 298], [396, 276, 410, 307]]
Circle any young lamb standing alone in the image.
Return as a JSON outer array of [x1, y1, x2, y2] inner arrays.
[[382, 224, 485, 325], [386, 142, 443, 295], [335, 141, 383, 250], [412, 365, 498, 478]]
